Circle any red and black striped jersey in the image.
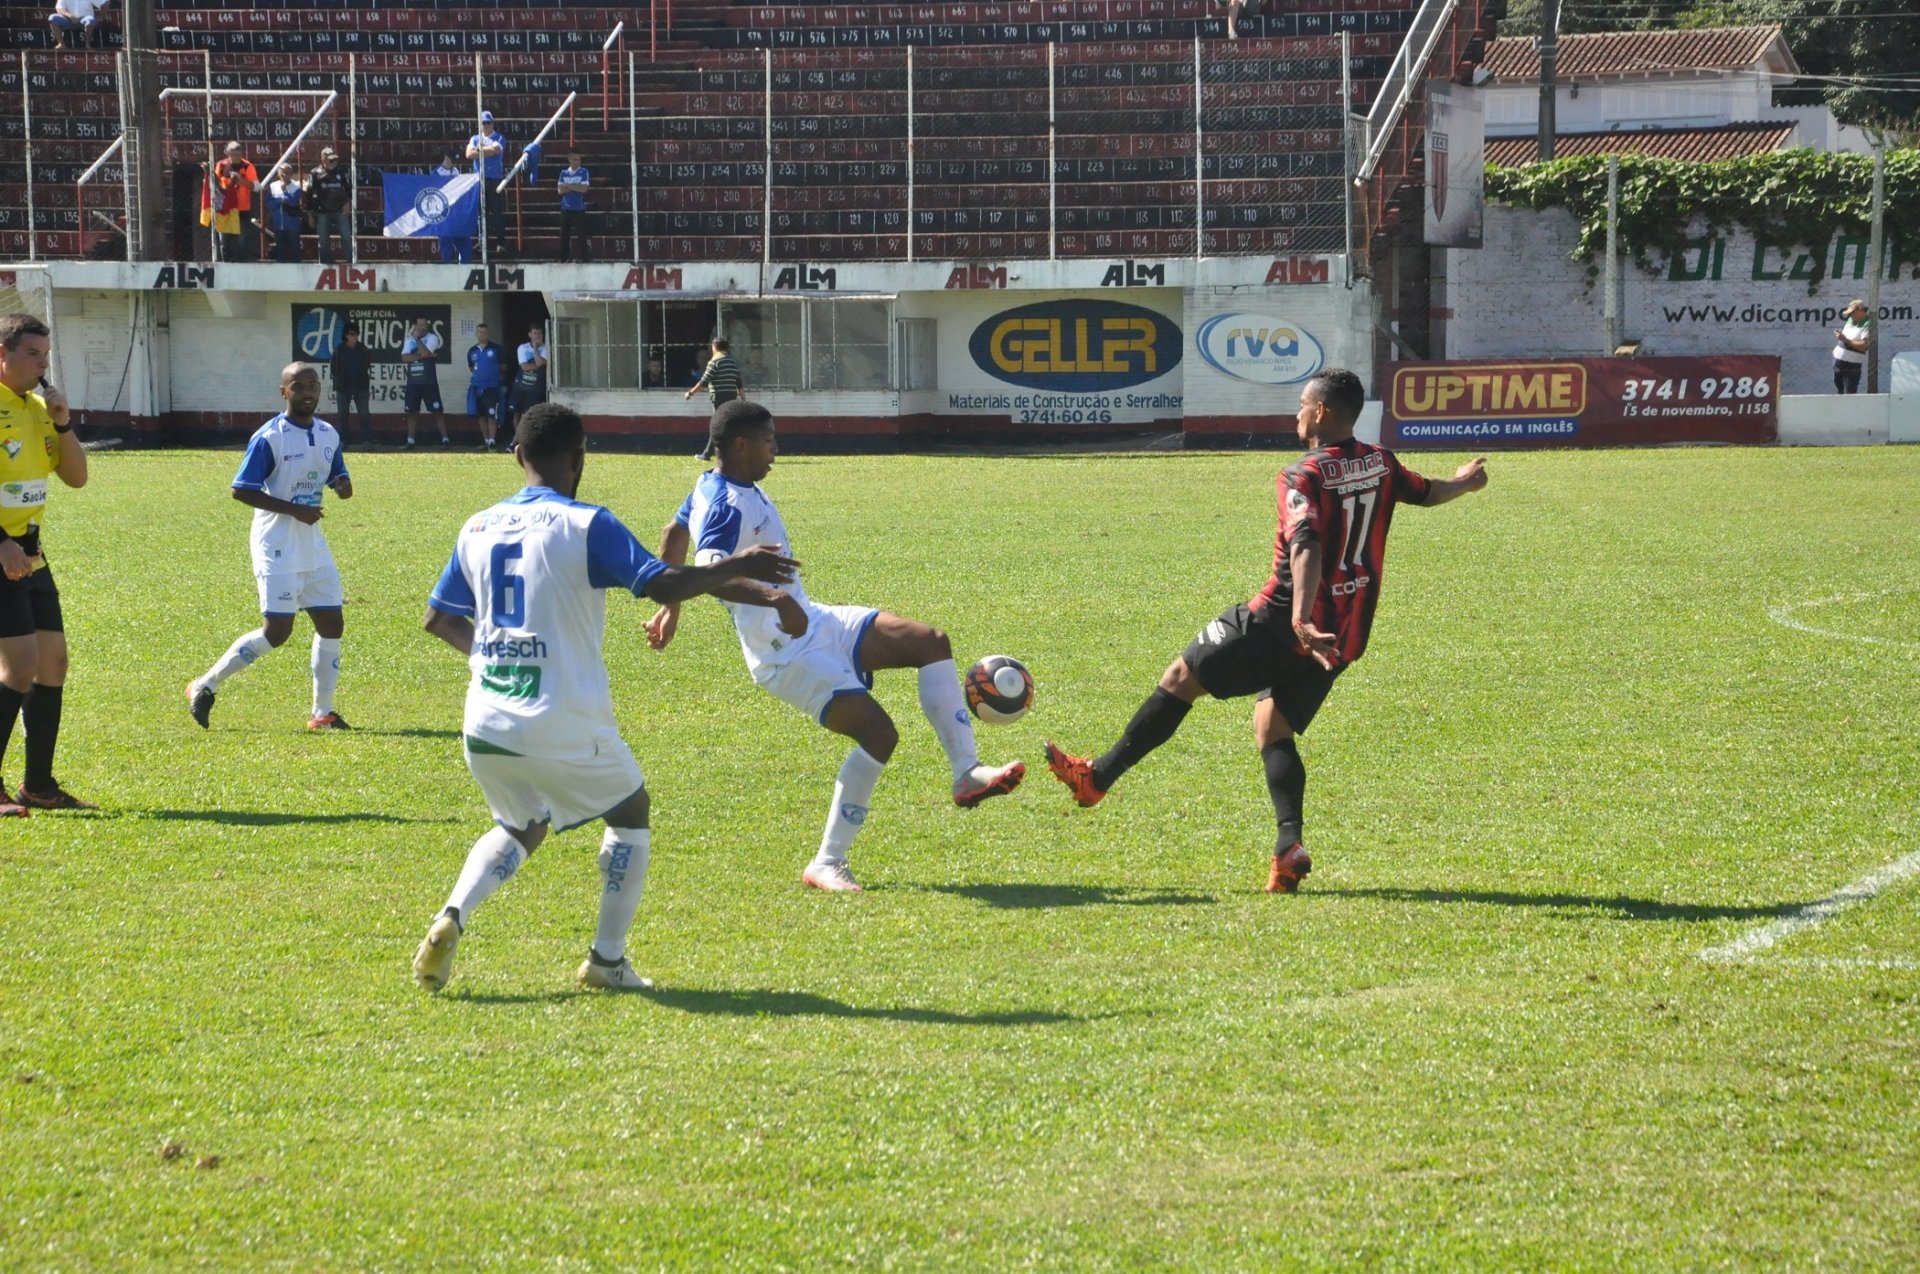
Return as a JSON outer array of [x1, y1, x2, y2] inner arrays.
[[1249, 439, 1431, 668]]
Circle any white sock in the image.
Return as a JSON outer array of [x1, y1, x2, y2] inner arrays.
[[311, 636, 342, 716], [814, 746, 886, 867], [591, 827, 652, 963], [917, 659, 979, 783], [441, 827, 526, 927], [200, 629, 275, 689]]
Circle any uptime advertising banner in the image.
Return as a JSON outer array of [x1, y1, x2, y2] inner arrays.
[[1383, 355, 1780, 448]]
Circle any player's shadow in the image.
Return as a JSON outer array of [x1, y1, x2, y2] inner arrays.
[[641, 985, 1081, 1026], [1317, 886, 1801, 923], [140, 808, 431, 826], [357, 728, 464, 741], [919, 883, 1216, 910]]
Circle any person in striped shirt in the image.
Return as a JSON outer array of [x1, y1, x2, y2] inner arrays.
[[685, 338, 744, 407]]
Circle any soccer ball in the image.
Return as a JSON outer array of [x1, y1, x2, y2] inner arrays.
[[965, 655, 1034, 725]]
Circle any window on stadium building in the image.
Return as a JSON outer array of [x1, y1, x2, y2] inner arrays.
[[551, 303, 640, 389], [720, 300, 806, 390], [810, 300, 890, 391], [897, 318, 937, 391]]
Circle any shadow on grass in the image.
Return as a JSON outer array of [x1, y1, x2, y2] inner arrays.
[[356, 728, 463, 741], [915, 883, 1217, 910], [139, 808, 432, 826], [444, 989, 578, 1006], [1316, 886, 1801, 923], [641, 985, 1083, 1026]]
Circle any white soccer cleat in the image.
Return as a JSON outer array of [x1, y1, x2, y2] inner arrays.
[[953, 760, 1027, 809], [802, 861, 864, 893], [577, 953, 655, 991], [412, 914, 462, 992]]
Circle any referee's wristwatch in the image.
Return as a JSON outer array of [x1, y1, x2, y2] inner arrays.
[[53, 421, 73, 434]]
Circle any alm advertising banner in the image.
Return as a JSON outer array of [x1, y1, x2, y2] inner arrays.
[[1425, 83, 1484, 250], [1383, 355, 1779, 448]]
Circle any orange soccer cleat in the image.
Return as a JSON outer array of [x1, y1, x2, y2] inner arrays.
[[1266, 843, 1313, 894], [1043, 742, 1106, 808], [953, 760, 1026, 809]]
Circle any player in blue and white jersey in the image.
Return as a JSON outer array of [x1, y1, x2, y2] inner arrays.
[[187, 363, 354, 732], [412, 402, 801, 993], [645, 400, 1026, 894]]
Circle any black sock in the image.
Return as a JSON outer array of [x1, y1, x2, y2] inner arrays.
[[0, 684, 24, 780], [1092, 688, 1192, 791], [1262, 737, 1306, 852], [22, 683, 61, 792]]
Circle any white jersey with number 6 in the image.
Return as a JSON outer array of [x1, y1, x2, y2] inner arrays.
[[428, 486, 666, 759]]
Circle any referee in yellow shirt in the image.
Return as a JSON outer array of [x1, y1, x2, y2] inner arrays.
[[0, 314, 91, 815]]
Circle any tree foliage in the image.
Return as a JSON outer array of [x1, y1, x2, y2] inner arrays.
[[1495, 1, 1920, 130], [1484, 148, 1920, 287]]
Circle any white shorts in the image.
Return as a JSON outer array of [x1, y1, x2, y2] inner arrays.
[[256, 561, 344, 616], [466, 735, 645, 832], [753, 603, 880, 724]]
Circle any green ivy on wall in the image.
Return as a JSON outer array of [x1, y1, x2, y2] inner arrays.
[[1484, 150, 1920, 291]]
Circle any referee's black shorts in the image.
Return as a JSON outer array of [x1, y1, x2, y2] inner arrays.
[[0, 563, 62, 640], [1181, 602, 1341, 733]]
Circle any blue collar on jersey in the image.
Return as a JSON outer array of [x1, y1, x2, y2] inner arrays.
[[709, 468, 758, 489], [506, 485, 579, 505], [270, 410, 321, 444]]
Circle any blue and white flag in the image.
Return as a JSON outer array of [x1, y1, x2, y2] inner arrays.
[[383, 171, 481, 238]]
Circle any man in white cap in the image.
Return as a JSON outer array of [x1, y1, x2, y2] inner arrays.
[[466, 111, 508, 256]]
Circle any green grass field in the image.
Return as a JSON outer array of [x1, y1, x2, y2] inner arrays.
[[4, 445, 1918, 1270]]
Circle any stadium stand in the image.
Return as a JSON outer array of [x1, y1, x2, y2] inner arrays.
[[0, 0, 1497, 262]]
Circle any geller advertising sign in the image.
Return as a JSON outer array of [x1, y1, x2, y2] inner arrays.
[[1383, 356, 1779, 448]]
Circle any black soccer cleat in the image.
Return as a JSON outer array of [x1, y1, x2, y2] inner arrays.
[[187, 680, 215, 729]]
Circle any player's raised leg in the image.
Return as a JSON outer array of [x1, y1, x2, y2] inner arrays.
[[579, 785, 655, 991], [1046, 653, 1205, 807], [857, 613, 1025, 807], [188, 609, 294, 728], [808, 693, 895, 892], [1254, 696, 1312, 893]]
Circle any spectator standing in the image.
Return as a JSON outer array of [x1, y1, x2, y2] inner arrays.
[[400, 315, 450, 448], [263, 163, 304, 263], [431, 149, 472, 264], [48, 0, 107, 50], [466, 323, 510, 451], [222, 143, 260, 259], [1832, 298, 1872, 394], [466, 112, 507, 258], [329, 322, 374, 445], [509, 325, 549, 436], [684, 338, 743, 408], [202, 149, 244, 261], [1213, 0, 1263, 39], [557, 149, 591, 263], [307, 147, 354, 266]]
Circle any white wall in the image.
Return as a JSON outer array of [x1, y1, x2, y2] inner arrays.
[[1444, 205, 1920, 395]]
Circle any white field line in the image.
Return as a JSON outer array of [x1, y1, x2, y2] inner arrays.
[[1766, 588, 1920, 651], [1700, 850, 1920, 964]]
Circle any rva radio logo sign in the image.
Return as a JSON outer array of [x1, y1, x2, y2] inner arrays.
[[969, 299, 1181, 392], [1195, 313, 1325, 386]]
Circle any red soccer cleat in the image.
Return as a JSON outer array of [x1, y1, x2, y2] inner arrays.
[[1266, 843, 1313, 894], [14, 782, 96, 811], [307, 711, 353, 731], [1043, 742, 1107, 808]]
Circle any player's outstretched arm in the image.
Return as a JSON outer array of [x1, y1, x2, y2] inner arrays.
[[643, 544, 798, 606], [644, 521, 691, 650], [1420, 457, 1489, 507], [422, 606, 475, 655]]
